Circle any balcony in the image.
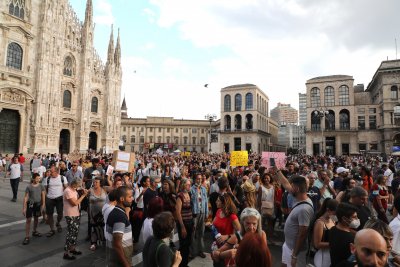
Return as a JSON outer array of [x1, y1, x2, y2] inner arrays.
[[306, 127, 358, 132], [220, 128, 271, 135]]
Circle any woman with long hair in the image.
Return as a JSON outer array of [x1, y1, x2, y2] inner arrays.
[[175, 178, 193, 267], [159, 179, 177, 214], [312, 198, 338, 267], [257, 173, 275, 240], [242, 181, 257, 209], [88, 177, 107, 251], [335, 178, 356, 203], [360, 166, 373, 192], [235, 233, 272, 267], [372, 174, 390, 224], [141, 196, 164, 244]]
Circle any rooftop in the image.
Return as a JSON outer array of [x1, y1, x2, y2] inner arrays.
[[306, 75, 353, 83]]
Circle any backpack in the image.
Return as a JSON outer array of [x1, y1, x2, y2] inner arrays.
[[45, 175, 66, 193]]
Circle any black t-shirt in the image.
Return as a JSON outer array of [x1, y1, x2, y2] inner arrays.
[[356, 205, 372, 230], [335, 260, 356, 267], [329, 226, 354, 267], [143, 236, 174, 267], [392, 178, 400, 197], [143, 188, 159, 217]]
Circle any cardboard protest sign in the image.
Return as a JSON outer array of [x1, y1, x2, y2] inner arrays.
[[112, 150, 135, 172], [261, 152, 286, 169], [230, 151, 249, 167]]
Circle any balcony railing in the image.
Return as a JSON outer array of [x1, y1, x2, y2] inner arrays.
[[306, 127, 358, 132]]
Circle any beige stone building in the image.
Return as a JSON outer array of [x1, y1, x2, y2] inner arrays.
[[220, 84, 281, 152], [120, 98, 216, 153], [0, 0, 122, 154], [270, 103, 298, 125], [304, 60, 400, 156]]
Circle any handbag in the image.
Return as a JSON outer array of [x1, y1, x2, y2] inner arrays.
[[261, 200, 274, 217]]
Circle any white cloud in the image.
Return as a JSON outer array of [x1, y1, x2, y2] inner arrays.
[[94, 0, 115, 25], [143, 8, 156, 24], [147, 0, 400, 111], [140, 42, 156, 51], [162, 57, 189, 74]]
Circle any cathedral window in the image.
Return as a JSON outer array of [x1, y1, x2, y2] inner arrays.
[[8, 0, 25, 20], [63, 90, 72, 108], [6, 42, 23, 70], [63, 56, 75, 76], [91, 97, 98, 113]]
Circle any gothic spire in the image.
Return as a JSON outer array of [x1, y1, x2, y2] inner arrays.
[[121, 95, 128, 118], [114, 28, 121, 67], [121, 95, 127, 110], [107, 25, 114, 64], [84, 0, 93, 25]]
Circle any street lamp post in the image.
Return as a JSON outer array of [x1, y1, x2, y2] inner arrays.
[[314, 108, 329, 155], [205, 114, 216, 152]]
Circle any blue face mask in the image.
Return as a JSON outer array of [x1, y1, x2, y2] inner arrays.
[[157, 182, 162, 189]]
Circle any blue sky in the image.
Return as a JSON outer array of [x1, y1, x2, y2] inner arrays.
[[69, 0, 400, 120]]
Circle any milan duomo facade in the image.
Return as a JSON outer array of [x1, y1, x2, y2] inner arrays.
[[0, 0, 122, 154]]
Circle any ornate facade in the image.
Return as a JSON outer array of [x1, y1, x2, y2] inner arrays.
[[305, 60, 400, 156], [0, 0, 122, 154]]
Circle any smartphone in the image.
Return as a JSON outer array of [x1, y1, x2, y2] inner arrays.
[[270, 158, 276, 167]]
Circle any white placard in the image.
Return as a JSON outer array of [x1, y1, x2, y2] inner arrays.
[[115, 161, 129, 171], [117, 152, 131, 161]]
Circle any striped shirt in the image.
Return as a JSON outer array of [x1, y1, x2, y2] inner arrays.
[[178, 192, 193, 223]]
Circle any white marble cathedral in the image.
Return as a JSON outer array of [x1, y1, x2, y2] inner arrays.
[[0, 0, 122, 154]]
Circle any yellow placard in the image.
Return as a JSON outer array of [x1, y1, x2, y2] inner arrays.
[[230, 151, 248, 167]]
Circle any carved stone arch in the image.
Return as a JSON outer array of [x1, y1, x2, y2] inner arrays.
[[90, 121, 103, 132], [63, 53, 76, 76], [61, 81, 76, 94], [91, 88, 103, 99], [6, 25, 34, 41], [60, 117, 78, 130], [0, 87, 34, 106]]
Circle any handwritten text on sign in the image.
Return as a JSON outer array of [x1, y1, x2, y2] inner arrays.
[[261, 152, 286, 169], [230, 151, 249, 167]]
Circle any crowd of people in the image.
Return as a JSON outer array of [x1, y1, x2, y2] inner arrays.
[[2, 151, 400, 267]]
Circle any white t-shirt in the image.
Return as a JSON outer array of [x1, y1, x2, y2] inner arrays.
[[390, 215, 400, 254], [134, 187, 144, 208], [141, 218, 154, 245], [43, 175, 67, 199], [8, 163, 23, 179], [33, 166, 47, 178], [384, 169, 394, 187]]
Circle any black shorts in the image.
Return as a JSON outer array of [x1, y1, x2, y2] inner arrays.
[[26, 202, 41, 218], [45, 196, 63, 216]]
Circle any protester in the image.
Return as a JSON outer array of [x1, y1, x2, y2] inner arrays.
[[105, 186, 133, 267], [63, 178, 88, 260], [141, 196, 164, 245], [346, 187, 372, 230], [89, 177, 107, 251], [142, 212, 182, 267], [175, 178, 193, 267], [6, 156, 23, 202], [371, 174, 390, 224], [257, 173, 275, 239], [22, 173, 45, 245], [312, 198, 338, 267], [235, 233, 272, 267]]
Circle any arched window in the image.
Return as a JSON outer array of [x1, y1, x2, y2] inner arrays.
[[122, 135, 127, 142], [310, 88, 320, 107], [245, 114, 253, 130], [311, 111, 321, 131], [174, 137, 179, 144], [200, 137, 205, 145], [339, 85, 350, 105], [63, 90, 72, 108], [140, 136, 145, 143], [192, 137, 196, 145], [6, 42, 23, 70], [325, 110, 335, 130], [224, 115, 231, 130], [91, 97, 98, 113], [9, 1, 25, 19], [235, 94, 242, 111], [224, 95, 231, 112], [324, 86, 335, 106], [130, 135, 135, 143], [157, 136, 162, 143], [339, 109, 350, 130], [245, 93, 253, 110], [391, 86, 398, 99], [235, 114, 242, 130], [166, 137, 171, 143], [63, 56, 75, 76], [183, 137, 188, 145]]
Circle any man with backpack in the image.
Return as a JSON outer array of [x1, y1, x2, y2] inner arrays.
[[42, 166, 68, 237]]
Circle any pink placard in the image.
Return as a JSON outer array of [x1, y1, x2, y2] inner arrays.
[[261, 152, 286, 169]]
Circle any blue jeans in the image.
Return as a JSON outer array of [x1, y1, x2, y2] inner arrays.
[[10, 178, 20, 199]]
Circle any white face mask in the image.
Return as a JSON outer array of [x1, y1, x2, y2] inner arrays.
[[349, 218, 361, 229], [330, 215, 338, 222]]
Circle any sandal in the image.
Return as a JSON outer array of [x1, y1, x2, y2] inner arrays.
[[46, 230, 56, 237], [63, 253, 76, 260], [70, 250, 82, 255], [22, 237, 30, 245], [56, 224, 62, 233], [32, 231, 42, 237]]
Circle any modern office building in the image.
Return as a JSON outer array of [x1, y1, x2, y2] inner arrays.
[[270, 103, 298, 125]]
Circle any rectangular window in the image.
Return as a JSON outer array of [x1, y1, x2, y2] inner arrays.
[[359, 143, 367, 151], [358, 116, 365, 130], [141, 127, 144, 132], [357, 107, 365, 113], [123, 127, 126, 131], [132, 127, 135, 131], [390, 112, 394, 125], [149, 128, 153, 132], [369, 115, 376, 129], [370, 144, 378, 151], [175, 128, 178, 133], [369, 108, 376, 114], [183, 128, 189, 133], [158, 127, 162, 133], [201, 129, 204, 134], [167, 128, 170, 133], [192, 128, 197, 134]]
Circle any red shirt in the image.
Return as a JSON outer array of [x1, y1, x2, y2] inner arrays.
[[372, 184, 388, 210], [19, 156, 25, 164], [213, 209, 238, 235]]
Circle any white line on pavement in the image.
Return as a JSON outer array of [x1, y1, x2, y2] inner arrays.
[[0, 218, 26, 229]]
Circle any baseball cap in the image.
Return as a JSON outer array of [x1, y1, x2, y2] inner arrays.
[[337, 167, 349, 174]]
